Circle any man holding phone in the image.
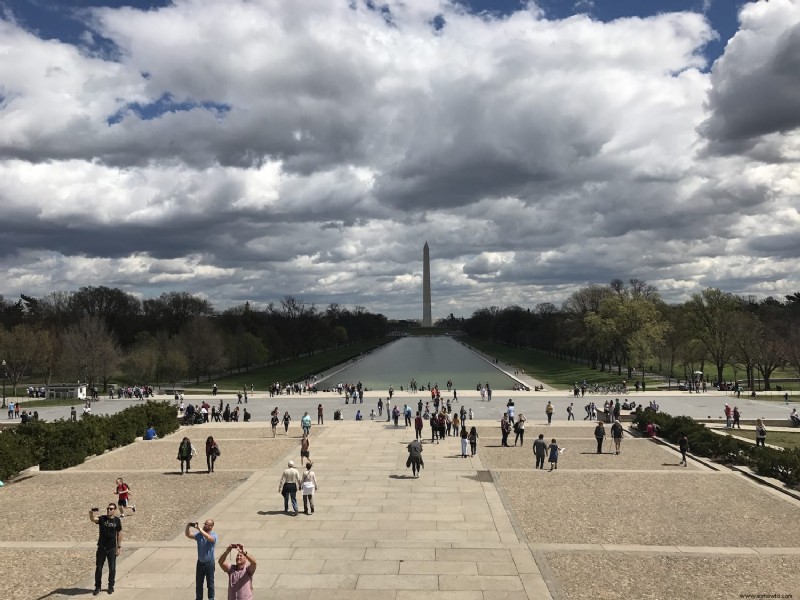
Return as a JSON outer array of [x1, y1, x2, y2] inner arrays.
[[89, 503, 122, 595], [185, 519, 217, 600], [218, 544, 257, 600]]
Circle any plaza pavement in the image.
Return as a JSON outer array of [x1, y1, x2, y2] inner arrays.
[[2, 414, 800, 599]]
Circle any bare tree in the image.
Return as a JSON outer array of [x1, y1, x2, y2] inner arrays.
[[0, 324, 39, 395], [61, 316, 122, 392]]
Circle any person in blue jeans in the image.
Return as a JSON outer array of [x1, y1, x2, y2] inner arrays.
[[185, 518, 217, 600]]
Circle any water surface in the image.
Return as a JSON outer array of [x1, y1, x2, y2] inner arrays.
[[326, 336, 518, 392]]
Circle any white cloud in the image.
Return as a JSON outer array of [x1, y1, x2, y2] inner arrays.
[[0, 0, 798, 319]]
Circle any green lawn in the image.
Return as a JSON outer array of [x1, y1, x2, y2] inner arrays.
[[729, 429, 800, 450], [193, 337, 392, 391], [461, 337, 661, 390]]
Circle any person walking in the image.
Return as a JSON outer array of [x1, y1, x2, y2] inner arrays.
[[567, 403, 575, 421], [733, 406, 741, 429], [317, 403, 324, 425], [755, 418, 767, 447], [114, 478, 136, 518], [414, 412, 424, 440], [513, 414, 527, 446], [547, 439, 561, 471], [724, 403, 732, 428], [594, 422, 606, 454], [430, 413, 439, 443], [185, 519, 217, 600], [392, 405, 401, 426], [278, 460, 301, 515], [282, 411, 291, 435], [301, 412, 312, 436], [545, 401, 554, 425], [300, 462, 318, 514], [678, 432, 690, 466], [406, 438, 424, 478], [533, 434, 548, 470], [270, 413, 279, 437], [206, 436, 220, 473], [177, 437, 196, 474], [300, 433, 310, 463], [610, 420, 623, 455], [468, 426, 479, 456], [460, 426, 469, 458], [89, 502, 122, 596], [218, 544, 257, 600]]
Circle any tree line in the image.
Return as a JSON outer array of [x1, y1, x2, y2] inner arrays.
[[0, 288, 389, 393], [462, 279, 800, 390]]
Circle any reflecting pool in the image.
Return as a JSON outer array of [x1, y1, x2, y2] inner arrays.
[[326, 336, 518, 392]]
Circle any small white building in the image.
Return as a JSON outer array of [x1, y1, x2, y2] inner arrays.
[[46, 384, 87, 400]]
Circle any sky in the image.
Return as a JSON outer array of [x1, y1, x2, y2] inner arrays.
[[1, 0, 799, 321]]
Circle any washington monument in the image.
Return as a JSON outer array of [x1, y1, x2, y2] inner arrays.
[[422, 241, 432, 326]]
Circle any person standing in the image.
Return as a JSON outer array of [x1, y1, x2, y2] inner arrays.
[[733, 406, 741, 429], [545, 401, 554, 425], [114, 478, 136, 517], [301, 412, 312, 436], [218, 544, 257, 600], [278, 460, 301, 515], [460, 426, 469, 458], [500, 414, 511, 447], [547, 439, 560, 471], [377, 398, 383, 417], [89, 503, 122, 596], [300, 433, 310, 462], [468, 426, 479, 456], [177, 437, 196, 474], [514, 414, 526, 446], [610, 420, 623, 455], [678, 432, 689, 466], [755, 418, 767, 447], [406, 438, 424, 478], [301, 462, 318, 514], [533, 434, 547, 470], [724, 403, 732, 428], [185, 519, 217, 600], [594, 422, 606, 454], [282, 411, 291, 435], [317, 403, 324, 425], [206, 436, 220, 473]]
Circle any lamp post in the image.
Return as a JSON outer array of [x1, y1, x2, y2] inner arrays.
[[1, 359, 7, 409]]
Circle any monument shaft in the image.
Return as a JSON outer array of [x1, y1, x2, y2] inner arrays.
[[423, 242, 432, 326]]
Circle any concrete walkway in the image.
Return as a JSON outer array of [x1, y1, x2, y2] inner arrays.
[[98, 420, 553, 600]]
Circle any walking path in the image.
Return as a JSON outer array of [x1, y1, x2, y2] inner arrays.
[[2, 417, 799, 599]]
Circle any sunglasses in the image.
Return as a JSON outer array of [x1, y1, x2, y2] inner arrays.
[[107, 507, 116, 511]]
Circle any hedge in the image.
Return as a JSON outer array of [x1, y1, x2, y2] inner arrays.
[[0, 400, 179, 480], [633, 410, 800, 489]]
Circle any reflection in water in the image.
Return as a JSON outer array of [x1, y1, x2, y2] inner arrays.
[[325, 337, 518, 391]]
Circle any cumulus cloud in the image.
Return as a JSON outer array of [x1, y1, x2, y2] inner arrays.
[[699, 0, 800, 155], [0, 0, 798, 319]]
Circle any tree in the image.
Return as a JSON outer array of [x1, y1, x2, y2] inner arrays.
[[160, 346, 189, 391], [685, 289, 741, 384], [61, 316, 122, 391], [0, 324, 39, 395], [179, 318, 226, 383]]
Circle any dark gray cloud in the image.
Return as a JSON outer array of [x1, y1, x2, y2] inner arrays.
[[700, 5, 800, 154], [0, 1, 798, 319]]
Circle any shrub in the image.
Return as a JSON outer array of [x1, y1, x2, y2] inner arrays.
[[5, 400, 179, 478], [634, 410, 800, 490]]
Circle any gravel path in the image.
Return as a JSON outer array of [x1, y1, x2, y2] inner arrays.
[[72, 438, 297, 472], [497, 471, 800, 546], [0, 471, 249, 542], [1, 548, 95, 600], [546, 552, 800, 600], [480, 437, 691, 470]]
